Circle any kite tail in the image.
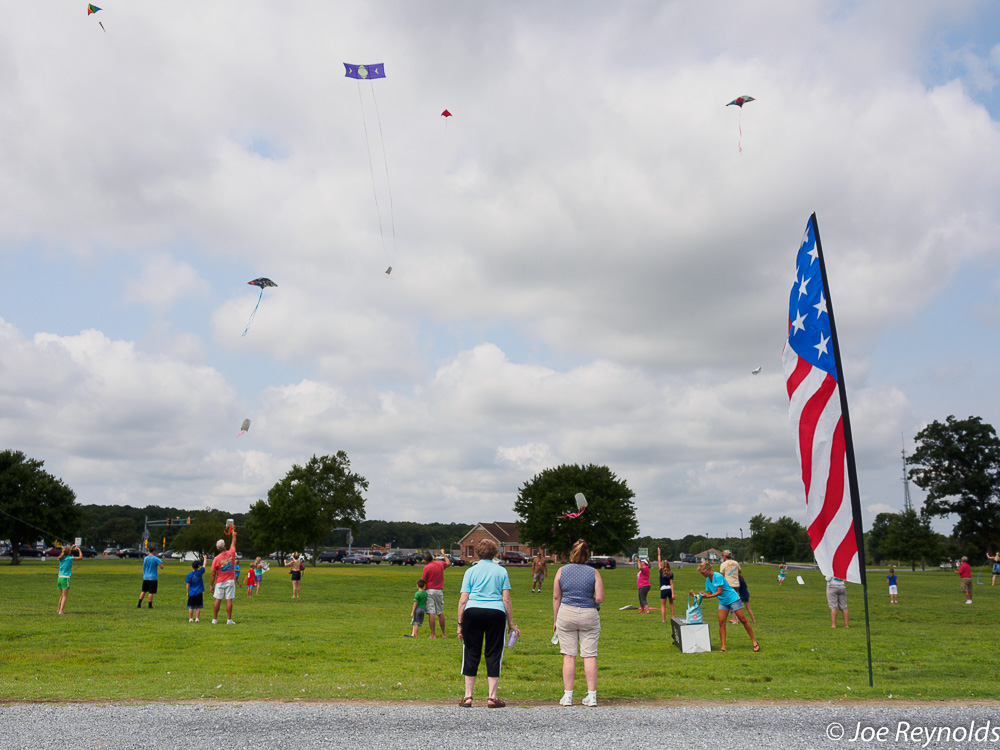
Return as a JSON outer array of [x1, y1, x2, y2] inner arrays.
[[357, 82, 389, 264], [237, 430, 247, 438], [738, 110, 743, 154], [242, 288, 264, 337], [370, 82, 396, 261]]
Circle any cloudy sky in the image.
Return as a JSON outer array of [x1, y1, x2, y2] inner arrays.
[[2, 1, 999, 540]]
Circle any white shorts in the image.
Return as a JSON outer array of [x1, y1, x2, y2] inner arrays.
[[214, 580, 237, 600], [888, 585, 898, 595]]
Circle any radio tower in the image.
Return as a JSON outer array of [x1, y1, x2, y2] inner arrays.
[[901, 436, 913, 512]]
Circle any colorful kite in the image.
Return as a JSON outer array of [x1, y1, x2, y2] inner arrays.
[[88, 4, 105, 32], [726, 95, 755, 153], [345, 63, 396, 274], [557, 492, 588, 519], [441, 109, 452, 118], [238, 419, 251, 437], [242, 277, 277, 336]]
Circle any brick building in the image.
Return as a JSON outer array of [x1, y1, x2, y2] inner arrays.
[[456, 522, 549, 561]]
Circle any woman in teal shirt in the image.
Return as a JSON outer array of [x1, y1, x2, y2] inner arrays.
[[56, 543, 83, 615], [693, 561, 759, 652], [456, 538, 519, 708]]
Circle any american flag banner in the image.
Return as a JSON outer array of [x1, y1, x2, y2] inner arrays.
[[782, 214, 866, 585]]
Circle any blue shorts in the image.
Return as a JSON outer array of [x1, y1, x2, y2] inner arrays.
[[718, 599, 743, 612]]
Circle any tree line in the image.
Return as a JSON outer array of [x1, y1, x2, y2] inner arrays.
[[3, 413, 998, 566]]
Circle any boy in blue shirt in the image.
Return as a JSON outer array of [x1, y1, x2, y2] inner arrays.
[[186, 555, 208, 622], [137, 545, 164, 609], [887, 567, 898, 604]]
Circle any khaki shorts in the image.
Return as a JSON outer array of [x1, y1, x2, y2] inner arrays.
[[214, 579, 237, 600], [425, 589, 444, 615], [961, 578, 973, 595], [556, 605, 600, 658], [826, 584, 847, 610]]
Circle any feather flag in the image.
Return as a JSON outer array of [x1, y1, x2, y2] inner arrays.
[[782, 214, 867, 585]]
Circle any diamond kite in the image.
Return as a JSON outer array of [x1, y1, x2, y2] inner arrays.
[[242, 278, 277, 336]]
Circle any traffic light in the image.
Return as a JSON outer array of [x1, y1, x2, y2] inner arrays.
[[166, 518, 171, 526], [186, 517, 191, 525]]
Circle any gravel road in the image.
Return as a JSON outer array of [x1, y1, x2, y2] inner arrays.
[[3, 702, 999, 750]]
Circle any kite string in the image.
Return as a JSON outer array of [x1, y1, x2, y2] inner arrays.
[[357, 82, 389, 262], [369, 82, 397, 260], [0, 506, 72, 544], [242, 288, 264, 337]]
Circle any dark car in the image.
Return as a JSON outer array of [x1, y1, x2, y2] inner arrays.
[[318, 548, 347, 563], [502, 551, 529, 565], [341, 554, 370, 565], [446, 554, 466, 567], [79, 546, 98, 558], [118, 547, 145, 559], [586, 555, 617, 570], [384, 551, 418, 566], [17, 545, 43, 557]]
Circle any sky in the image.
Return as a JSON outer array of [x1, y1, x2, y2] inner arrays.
[[2, 1, 999, 541]]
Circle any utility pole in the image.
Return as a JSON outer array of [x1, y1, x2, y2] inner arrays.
[[901, 434, 913, 512]]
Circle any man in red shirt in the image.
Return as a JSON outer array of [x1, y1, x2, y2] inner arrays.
[[956, 555, 973, 604], [211, 531, 238, 624], [422, 549, 450, 639]]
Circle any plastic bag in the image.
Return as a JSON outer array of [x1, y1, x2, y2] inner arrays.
[[685, 593, 704, 624]]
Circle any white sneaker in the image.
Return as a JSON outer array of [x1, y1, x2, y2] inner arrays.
[[966, 600, 973, 605], [582, 693, 598, 707], [559, 693, 573, 706], [227, 619, 237, 624], [189, 618, 193, 622], [211, 619, 218, 624]]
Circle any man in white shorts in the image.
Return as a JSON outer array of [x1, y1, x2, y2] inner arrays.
[[211, 530, 238, 625]]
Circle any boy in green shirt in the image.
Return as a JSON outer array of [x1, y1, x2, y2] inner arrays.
[[407, 578, 428, 638]]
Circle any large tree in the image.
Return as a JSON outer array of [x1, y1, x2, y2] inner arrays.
[[0, 450, 79, 565], [907, 415, 1000, 554], [513, 464, 638, 557], [248, 452, 368, 565], [880, 509, 940, 571]]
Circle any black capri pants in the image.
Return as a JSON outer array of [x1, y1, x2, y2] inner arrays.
[[461, 607, 507, 678]]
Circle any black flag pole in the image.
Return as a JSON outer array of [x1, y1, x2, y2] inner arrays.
[[809, 212, 874, 688]]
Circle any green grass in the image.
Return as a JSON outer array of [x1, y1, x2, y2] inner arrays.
[[0, 559, 996, 702]]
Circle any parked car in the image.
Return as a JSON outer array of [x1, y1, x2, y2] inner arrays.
[[586, 555, 617, 570], [118, 547, 145, 559], [17, 545, 44, 557], [319, 548, 347, 563], [446, 554, 466, 567], [501, 550, 529, 565], [341, 554, 370, 565], [102, 547, 120, 557], [384, 551, 418, 566], [361, 552, 382, 565], [43, 546, 62, 557], [79, 546, 98, 558]]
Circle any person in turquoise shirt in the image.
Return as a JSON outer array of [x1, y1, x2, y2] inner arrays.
[[693, 561, 759, 653], [456, 538, 519, 708], [56, 543, 83, 615]]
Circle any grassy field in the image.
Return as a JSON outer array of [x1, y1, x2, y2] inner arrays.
[[0, 558, 996, 703]]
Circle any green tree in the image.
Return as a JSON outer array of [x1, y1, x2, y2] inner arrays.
[[865, 512, 895, 565], [513, 464, 638, 557], [907, 415, 1000, 555], [0, 450, 79, 565], [96, 517, 141, 548], [171, 510, 230, 555], [249, 452, 368, 565], [880, 509, 940, 571]]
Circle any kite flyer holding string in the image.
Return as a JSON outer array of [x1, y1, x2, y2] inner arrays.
[[211, 528, 238, 625], [56, 543, 83, 615]]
